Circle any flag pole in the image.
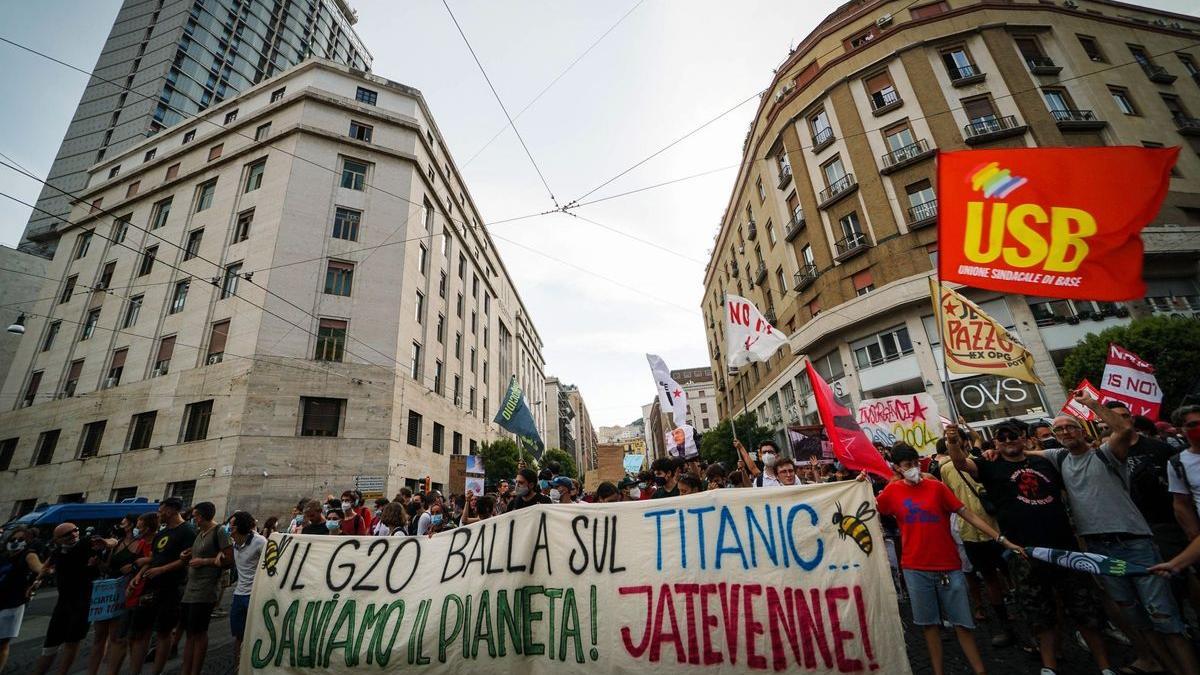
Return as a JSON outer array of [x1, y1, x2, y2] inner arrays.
[[727, 368, 740, 448], [932, 275, 961, 423]]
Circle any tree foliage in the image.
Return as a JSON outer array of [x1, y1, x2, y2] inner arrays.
[[1060, 316, 1200, 414], [699, 413, 775, 468], [479, 438, 520, 482], [540, 448, 578, 479]]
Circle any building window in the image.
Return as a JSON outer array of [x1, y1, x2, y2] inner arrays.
[[756, 177, 765, 202], [415, 291, 425, 324], [170, 280, 189, 314], [775, 267, 787, 294], [333, 207, 361, 241], [196, 181, 216, 212], [809, 109, 832, 144], [74, 231, 93, 259], [865, 70, 899, 110], [432, 423, 445, 455], [356, 87, 378, 105], [821, 156, 847, 187], [1109, 86, 1137, 115], [112, 217, 129, 243], [962, 95, 999, 129], [418, 243, 428, 275], [469, 387, 477, 413], [165, 480, 196, 508], [181, 400, 213, 442], [458, 254, 466, 279], [315, 319, 347, 361], [64, 360, 83, 396], [81, 308, 101, 340], [22, 371, 42, 407], [766, 221, 776, 246], [42, 321, 60, 351], [453, 375, 462, 405], [233, 209, 252, 242], [79, 421, 106, 459], [423, 198, 434, 230], [122, 295, 143, 328], [165, 163, 180, 180], [349, 121, 373, 142], [812, 349, 843, 381], [436, 314, 445, 342], [839, 212, 863, 240], [60, 275, 77, 304], [1042, 88, 1073, 115], [224, 109, 238, 124], [182, 129, 196, 144], [853, 269, 874, 296], [144, 148, 156, 162], [126, 181, 140, 199], [452, 432, 462, 455], [207, 320, 229, 364], [271, 87, 286, 103], [33, 430, 60, 466], [300, 397, 344, 437], [109, 166, 120, 179], [883, 121, 917, 156], [150, 197, 172, 229], [207, 144, 223, 161], [906, 179, 937, 220], [324, 261, 354, 296], [406, 410, 422, 447], [439, 271, 447, 298], [941, 46, 979, 80], [0, 438, 18, 471], [244, 160, 266, 192], [852, 325, 913, 369], [154, 336, 174, 375], [1076, 34, 1105, 62], [184, 229, 203, 260], [135, 246, 156, 277], [221, 262, 241, 299], [456, 292, 464, 318], [255, 123, 271, 141], [129, 411, 157, 450], [111, 486, 137, 501], [434, 360, 444, 394], [470, 347, 477, 372], [411, 341, 422, 380], [341, 158, 368, 190], [1179, 54, 1199, 77]]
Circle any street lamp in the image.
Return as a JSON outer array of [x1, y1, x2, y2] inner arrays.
[[6, 313, 26, 335]]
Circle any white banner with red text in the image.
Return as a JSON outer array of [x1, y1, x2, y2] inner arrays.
[[240, 482, 908, 674]]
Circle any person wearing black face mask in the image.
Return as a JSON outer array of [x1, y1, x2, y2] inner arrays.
[[650, 458, 681, 499], [508, 468, 551, 511], [0, 526, 43, 672]]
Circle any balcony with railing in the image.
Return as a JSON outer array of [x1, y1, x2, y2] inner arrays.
[[754, 261, 767, 284], [1051, 108, 1107, 131], [834, 231, 872, 261], [784, 210, 806, 241], [747, 221, 758, 240], [907, 199, 937, 229], [1141, 62, 1177, 84], [880, 139, 935, 174], [1025, 56, 1061, 76], [811, 127, 835, 153], [1174, 115, 1200, 137], [817, 174, 858, 209], [948, 63, 985, 86], [776, 163, 793, 190], [870, 89, 903, 116], [963, 115, 1028, 145], [793, 264, 819, 292]]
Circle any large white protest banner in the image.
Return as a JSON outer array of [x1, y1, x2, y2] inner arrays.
[[241, 482, 908, 674]]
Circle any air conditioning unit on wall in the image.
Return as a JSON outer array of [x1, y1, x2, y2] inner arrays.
[[876, 13, 892, 27]]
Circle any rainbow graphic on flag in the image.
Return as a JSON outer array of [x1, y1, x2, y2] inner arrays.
[[970, 161, 1028, 198]]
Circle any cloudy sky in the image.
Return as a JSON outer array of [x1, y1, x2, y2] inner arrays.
[[1, 0, 1195, 426]]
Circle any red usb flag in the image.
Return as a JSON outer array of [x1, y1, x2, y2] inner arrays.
[[805, 359, 893, 479], [938, 147, 1178, 301]]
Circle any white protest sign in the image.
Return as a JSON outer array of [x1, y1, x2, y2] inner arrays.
[[725, 294, 789, 367], [241, 482, 909, 674]]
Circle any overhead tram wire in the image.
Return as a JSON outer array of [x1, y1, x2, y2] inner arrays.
[[460, 0, 646, 169], [440, 0, 561, 208], [561, 211, 707, 266]]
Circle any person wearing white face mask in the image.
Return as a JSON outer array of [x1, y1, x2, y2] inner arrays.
[[733, 439, 783, 487], [0, 526, 44, 672], [874, 443, 1025, 675]]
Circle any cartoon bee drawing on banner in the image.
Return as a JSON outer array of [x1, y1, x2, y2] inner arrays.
[[832, 501, 876, 555], [262, 535, 291, 576]]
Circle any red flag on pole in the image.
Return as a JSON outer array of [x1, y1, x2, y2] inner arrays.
[[805, 359, 893, 479]]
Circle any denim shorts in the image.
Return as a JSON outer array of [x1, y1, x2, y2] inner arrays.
[[1085, 535, 1185, 635], [230, 594, 251, 641], [902, 568, 974, 628]]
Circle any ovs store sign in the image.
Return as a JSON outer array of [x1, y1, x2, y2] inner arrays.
[[937, 147, 1178, 301], [949, 375, 1045, 423]]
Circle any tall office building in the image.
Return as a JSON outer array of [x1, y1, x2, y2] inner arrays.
[[21, 0, 371, 256]]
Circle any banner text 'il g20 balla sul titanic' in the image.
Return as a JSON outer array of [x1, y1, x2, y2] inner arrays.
[[240, 482, 908, 674]]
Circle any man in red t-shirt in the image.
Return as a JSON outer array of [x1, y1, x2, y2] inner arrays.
[[336, 491, 368, 536], [875, 443, 1025, 675]]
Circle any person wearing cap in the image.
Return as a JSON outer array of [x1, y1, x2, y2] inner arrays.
[[550, 477, 575, 503], [32, 522, 109, 675], [128, 497, 197, 675]]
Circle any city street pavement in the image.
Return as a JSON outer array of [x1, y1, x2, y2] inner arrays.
[[1, 588, 1146, 674]]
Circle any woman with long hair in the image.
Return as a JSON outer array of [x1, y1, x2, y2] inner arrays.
[[104, 512, 156, 675]]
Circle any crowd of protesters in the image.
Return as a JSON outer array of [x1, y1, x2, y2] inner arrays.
[[1, 391, 1199, 675]]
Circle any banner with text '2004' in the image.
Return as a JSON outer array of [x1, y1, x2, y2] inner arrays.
[[240, 482, 907, 674]]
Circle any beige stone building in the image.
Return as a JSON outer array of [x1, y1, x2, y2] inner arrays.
[[673, 366, 718, 433], [701, 0, 1200, 435], [0, 59, 545, 519]]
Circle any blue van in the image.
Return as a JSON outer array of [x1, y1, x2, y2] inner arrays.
[[4, 498, 160, 540]]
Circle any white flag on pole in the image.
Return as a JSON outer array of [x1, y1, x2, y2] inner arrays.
[[724, 293, 790, 367], [647, 354, 688, 428]]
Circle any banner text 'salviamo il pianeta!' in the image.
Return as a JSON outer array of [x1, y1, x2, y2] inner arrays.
[[239, 482, 909, 674]]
